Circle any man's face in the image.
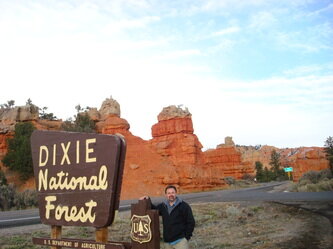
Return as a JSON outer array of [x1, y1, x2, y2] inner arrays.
[[165, 188, 177, 203]]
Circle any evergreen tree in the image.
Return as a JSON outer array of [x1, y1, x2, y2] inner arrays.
[[26, 98, 33, 105], [269, 150, 288, 180], [0, 100, 15, 109], [324, 136, 333, 173], [255, 161, 264, 182], [269, 150, 281, 174], [39, 106, 57, 120], [62, 107, 95, 133], [263, 167, 276, 182], [2, 122, 35, 180]]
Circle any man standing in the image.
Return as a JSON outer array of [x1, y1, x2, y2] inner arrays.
[[140, 185, 195, 249]]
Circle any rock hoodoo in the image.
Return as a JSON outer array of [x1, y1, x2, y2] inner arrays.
[[99, 96, 121, 119], [157, 105, 191, 121]]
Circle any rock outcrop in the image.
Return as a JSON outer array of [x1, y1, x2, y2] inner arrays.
[[237, 146, 329, 181], [0, 99, 329, 198], [99, 97, 121, 119], [279, 147, 329, 181], [0, 104, 39, 132]]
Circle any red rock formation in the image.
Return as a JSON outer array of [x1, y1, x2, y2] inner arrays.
[[204, 147, 253, 179], [279, 147, 329, 181], [31, 120, 63, 131], [152, 117, 194, 137], [0, 133, 12, 170], [238, 145, 278, 169], [0, 99, 329, 199], [96, 115, 130, 135]]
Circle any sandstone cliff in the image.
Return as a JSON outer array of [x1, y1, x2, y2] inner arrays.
[[0, 97, 329, 199]]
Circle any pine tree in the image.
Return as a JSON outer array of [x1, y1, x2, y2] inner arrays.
[[2, 122, 35, 180], [255, 161, 264, 182], [324, 136, 333, 173]]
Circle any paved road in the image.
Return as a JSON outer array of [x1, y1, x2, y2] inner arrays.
[[1, 181, 332, 228]]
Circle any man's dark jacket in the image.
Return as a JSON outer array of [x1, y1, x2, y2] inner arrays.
[[152, 199, 195, 243]]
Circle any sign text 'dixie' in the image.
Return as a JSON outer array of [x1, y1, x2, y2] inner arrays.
[[31, 131, 126, 228]]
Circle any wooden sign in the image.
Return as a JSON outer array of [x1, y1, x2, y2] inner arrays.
[[130, 199, 160, 249], [31, 130, 126, 228], [32, 238, 132, 249]]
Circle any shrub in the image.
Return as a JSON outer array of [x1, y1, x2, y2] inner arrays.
[[0, 170, 7, 186], [224, 177, 235, 185], [62, 111, 95, 133], [0, 184, 16, 210], [14, 189, 38, 209], [225, 205, 241, 217], [23, 189, 38, 207], [291, 169, 333, 192], [299, 170, 321, 184], [305, 183, 318, 192], [298, 178, 312, 186], [316, 179, 333, 191], [0, 184, 38, 210], [318, 168, 332, 180], [242, 173, 255, 181]]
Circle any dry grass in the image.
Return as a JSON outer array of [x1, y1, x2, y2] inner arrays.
[[289, 169, 333, 192], [189, 202, 332, 249], [0, 202, 332, 249]]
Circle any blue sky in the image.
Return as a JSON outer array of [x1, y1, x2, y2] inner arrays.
[[0, 0, 332, 149]]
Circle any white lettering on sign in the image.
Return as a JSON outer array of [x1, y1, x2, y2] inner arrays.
[[81, 243, 106, 249], [38, 139, 97, 166], [45, 196, 97, 222], [86, 138, 97, 163], [38, 165, 108, 191], [39, 146, 48, 167]]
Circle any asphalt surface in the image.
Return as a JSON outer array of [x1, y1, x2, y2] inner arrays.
[[1, 181, 333, 228]]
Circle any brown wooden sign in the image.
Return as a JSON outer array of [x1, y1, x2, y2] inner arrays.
[[31, 131, 126, 228], [32, 238, 132, 249], [130, 199, 160, 249]]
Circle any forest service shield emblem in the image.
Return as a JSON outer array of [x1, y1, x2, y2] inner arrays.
[[130, 214, 152, 244]]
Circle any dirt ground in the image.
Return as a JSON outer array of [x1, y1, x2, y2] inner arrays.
[[189, 201, 333, 249], [1, 200, 332, 249]]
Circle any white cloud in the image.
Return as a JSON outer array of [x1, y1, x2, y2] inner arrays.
[[249, 11, 277, 31], [283, 65, 324, 76], [212, 26, 240, 36], [275, 21, 333, 53], [307, 3, 333, 16], [206, 39, 237, 53], [102, 16, 160, 32]]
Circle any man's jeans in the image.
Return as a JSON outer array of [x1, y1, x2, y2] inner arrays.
[[164, 238, 189, 249]]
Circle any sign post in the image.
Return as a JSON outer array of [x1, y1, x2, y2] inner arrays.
[[283, 167, 293, 180], [130, 199, 160, 249]]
